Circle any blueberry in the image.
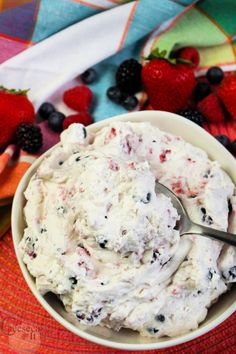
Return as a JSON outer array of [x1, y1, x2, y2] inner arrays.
[[106, 86, 123, 104], [76, 311, 85, 320], [57, 206, 66, 214], [230, 139, 236, 154], [86, 315, 94, 323], [208, 270, 213, 280], [75, 156, 81, 162], [142, 192, 151, 204], [38, 102, 55, 120], [202, 214, 213, 225], [155, 314, 165, 322], [207, 269, 216, 280], [121, 95, 138, 110], [151, 250, 160, 263], [48, 112, 65, 132], [81, 68, 97, 84], [69, 277, 77, 285], [194, 82, 211, 101], [215, 135, 230, 149], [99, 240, 108, 249], [147, 327, 159, 334], [83, 127, 87, 138], [228, 266, 236, 279], [206, 66, 224, 84], [201, 207, 206, 214]]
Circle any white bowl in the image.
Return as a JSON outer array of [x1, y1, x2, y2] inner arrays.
[[12, 111, 236, 351]]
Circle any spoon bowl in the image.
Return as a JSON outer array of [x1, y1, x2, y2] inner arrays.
[[155, 181, 236, 247]]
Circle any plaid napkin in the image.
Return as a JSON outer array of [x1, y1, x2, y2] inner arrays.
[[0, 1, 236, 225]]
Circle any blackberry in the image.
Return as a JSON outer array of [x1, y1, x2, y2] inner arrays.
[[178, 109, 205, 126], [16, 123, 42, 153], [116, 59, 142, 94]]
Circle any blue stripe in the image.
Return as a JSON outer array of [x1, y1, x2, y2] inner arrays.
[[32, 0, 99, 42]]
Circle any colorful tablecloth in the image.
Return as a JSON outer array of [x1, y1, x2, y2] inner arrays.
[[0, 1, 236, 352]]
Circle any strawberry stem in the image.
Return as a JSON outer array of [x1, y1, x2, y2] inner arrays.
[[0, 85, 30, 96], [145, 47, 192, 66]]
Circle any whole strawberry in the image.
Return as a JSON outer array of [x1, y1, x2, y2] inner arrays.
[[218, 75, 236, 119], [142, 49, 196, 112], [0, 87, 35, 149], [63, 85, 93, 111]]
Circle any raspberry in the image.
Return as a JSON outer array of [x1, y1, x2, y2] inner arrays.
[[63, 85, 93, 111], [63, 112, 93, 129], [116, 59, 142, 94], [178, 47, 200, 69], [16, 123, 42, 153]]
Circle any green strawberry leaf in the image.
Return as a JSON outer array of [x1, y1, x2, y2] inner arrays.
[[0, 85, 30, 96], [145, 47, 193, 66]]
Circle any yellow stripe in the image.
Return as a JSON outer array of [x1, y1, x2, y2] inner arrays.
[[0, 0, 3, 11]]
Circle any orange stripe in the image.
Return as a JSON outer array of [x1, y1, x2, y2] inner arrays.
[[0, 162, 31, 200], [107, 0, 121, 4], [196, 7, 236, 61], [0, 152, 12, 174], [117, 0, 138, 51], [72, 0, 107, 10]]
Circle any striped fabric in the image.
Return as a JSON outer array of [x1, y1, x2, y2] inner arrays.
[[0, 1, 236, 352]]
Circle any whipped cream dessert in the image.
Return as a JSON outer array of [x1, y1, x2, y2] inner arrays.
[[20, 121, 236, 338]]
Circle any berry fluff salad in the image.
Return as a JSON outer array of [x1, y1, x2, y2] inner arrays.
[[19, 121, 236, 338]]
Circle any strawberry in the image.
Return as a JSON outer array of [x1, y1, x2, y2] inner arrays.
[[63, 85, 93, 112], [218, 75, 236, 119], [203, 121, 236, 142], [0, 87, 35, 149], [197, 93, 225, 123], [177, 47, 200, 69], [63, 112, 93, 130], [142, 49, 196, 112]]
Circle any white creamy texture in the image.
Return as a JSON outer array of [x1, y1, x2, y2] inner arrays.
[[20, 122, 236, 338]]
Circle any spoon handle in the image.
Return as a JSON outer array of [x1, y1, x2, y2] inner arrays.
[[183, 222, 236, 247]]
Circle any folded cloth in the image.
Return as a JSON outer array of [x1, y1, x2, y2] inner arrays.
[[0, 1, 236, 226]]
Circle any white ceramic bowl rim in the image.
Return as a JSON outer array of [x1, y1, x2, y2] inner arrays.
[[12, 111, 236, 351]]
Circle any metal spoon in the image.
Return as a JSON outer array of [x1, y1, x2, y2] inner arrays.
[[155, 181, 236, 247]]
